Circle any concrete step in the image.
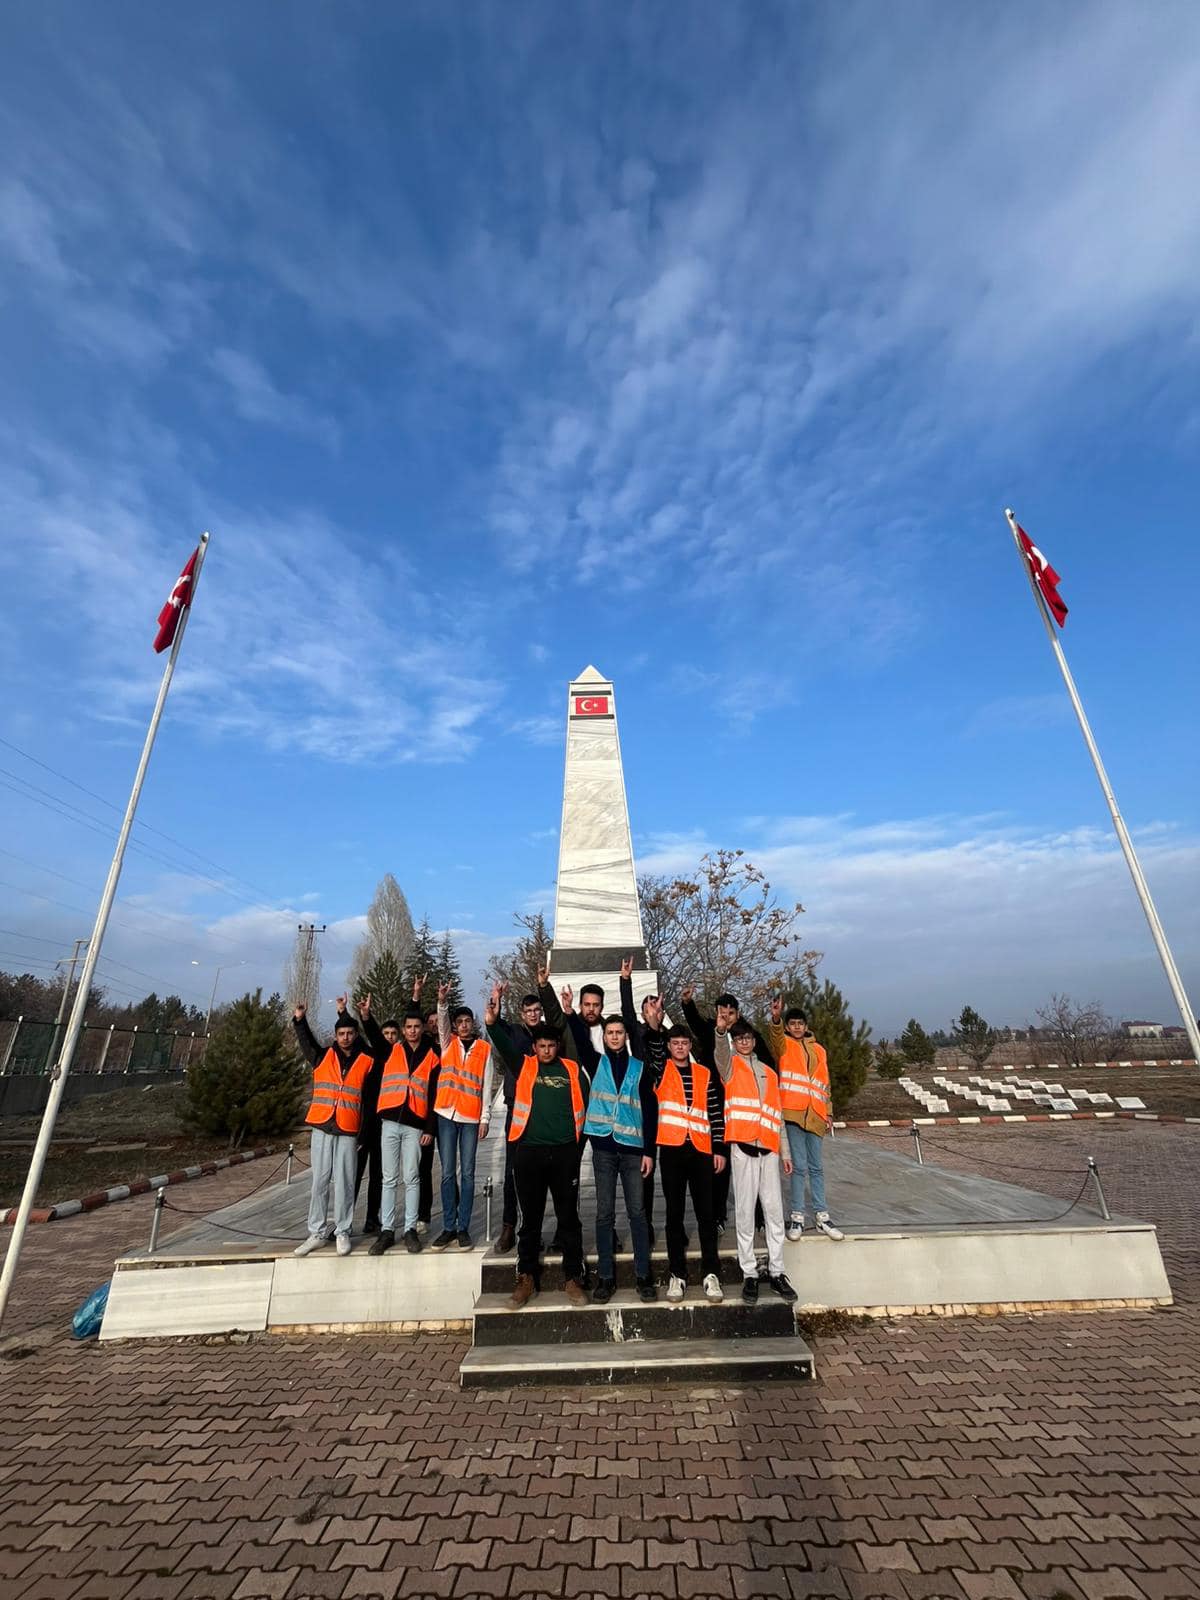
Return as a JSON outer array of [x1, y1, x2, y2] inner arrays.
[[471, 1286, 795, 1345], [460, 1333, 816, 1388], [480, 1245, 750, 1294]]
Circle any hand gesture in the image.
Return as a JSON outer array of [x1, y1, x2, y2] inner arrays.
[[644, 995, 665, 1030], [770, 996, 782, 1024], [437, 980, 451, 1004], [620, 955, 633, 980], [536, 962, 549, 988], [357, 993, 372, 1018], [411, 972, 427, 1000], [484, 996, 499, 1026], [335, 994, 347, 1013], [560, 984, 574, 1014], [680, 983, 695, 1005], [293, 1003, 306, 1020]]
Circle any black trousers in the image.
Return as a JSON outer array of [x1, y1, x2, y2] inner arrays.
[[514, 1141, 584, 1282], [643, 1166, 656, 1230], [417, 1135, 439, 1224], [502, 1107, 518, 1228], [354, 1113, 383, 1226], [658, 1144, 721, 1280]]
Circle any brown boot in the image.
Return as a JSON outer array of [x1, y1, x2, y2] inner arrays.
[[563, 1277, 589, 1308], [508, 1273, 537, 1310], [496, 1223, 516, 1254]]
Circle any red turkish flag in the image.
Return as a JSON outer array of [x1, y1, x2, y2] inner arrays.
[[1015, 523, 1068, 628], [153, 547, 199, 653], [574, 695, 609, 715]]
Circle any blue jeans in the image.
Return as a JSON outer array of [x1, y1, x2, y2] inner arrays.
[[379, 1122, 423, 1234], [436, 1116, 478, 1234], [785, 1122, 827, 1215], [592, 1144, 651, 1280]]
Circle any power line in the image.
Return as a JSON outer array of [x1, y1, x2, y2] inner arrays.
[[0, 733, 278, 904]]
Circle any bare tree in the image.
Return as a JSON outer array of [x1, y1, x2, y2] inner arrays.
[[348, 873, 416, 991], [282, 926, 322, 1020], [486, 911, 551, 1008], [1034, 993, 1117, 1067], [638, 849, 820, 1010]]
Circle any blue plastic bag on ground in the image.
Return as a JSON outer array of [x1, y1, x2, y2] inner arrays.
[[72, 1281, 110, 1339]]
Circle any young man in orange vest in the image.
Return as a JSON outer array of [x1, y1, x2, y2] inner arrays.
[[357, 1000, 438, 1256], [292, 1002, 373, 1257], [486, 1004, 590, 1310], [656, 1024, 727, 1304], [766, 999, 844, 1242], [430, 982, 495, 1251], [714, 1018, 798, 1303]]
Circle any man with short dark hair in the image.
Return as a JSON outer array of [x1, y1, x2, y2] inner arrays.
[[680, 985, 774, 1231], [715, 1017, 797, 1304], [766, 998, 843, 1241], [582, 1013, 658, 1303], [655, 1024, 727, 1303], [292, 1001, 373, 1257], [483, 970, 561, 1252], [430, 983, 494, 1251], [358, 1000, 437, 1256], [486, 1006, 590, 1310]]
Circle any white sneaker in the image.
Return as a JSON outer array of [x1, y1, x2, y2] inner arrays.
[[666, 1274, 686, 1302], [702, 1273, 724, 1303], [293, 1234, 327, 1257], [785, 1214, 805, 1242], [816, 1212, 844, 1241], [336, 1234, 352, 1256], [415, 1220, 429, 1236]]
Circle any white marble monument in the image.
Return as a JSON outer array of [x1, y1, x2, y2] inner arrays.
[[549, 666, 659, 1012]]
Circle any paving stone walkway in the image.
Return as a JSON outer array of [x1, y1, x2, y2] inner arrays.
[[1, 1121, 1197, 1599]]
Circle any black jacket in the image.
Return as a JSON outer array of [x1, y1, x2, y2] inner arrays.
[[681, 997, 775, 1070]]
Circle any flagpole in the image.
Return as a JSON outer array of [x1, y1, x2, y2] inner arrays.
[[0, 533, 210, 1331], [1005, 509, 1200, 1066]]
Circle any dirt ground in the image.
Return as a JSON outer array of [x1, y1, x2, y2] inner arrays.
[[0, 1083, 309, 1207], [842, 1063, 1200, 1120]]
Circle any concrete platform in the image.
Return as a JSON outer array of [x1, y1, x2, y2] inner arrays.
[[459, 1334, 816, 1388], [100, 1135, 1173, 1340]]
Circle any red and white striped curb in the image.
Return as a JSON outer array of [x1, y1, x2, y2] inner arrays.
[[0, 1144, 277, 1225], [946, 1060, 1194, 1070], [836, 1112, 1200, 1131]]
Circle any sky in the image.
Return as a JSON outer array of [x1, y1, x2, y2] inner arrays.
[[0, 1, 1197, 1039]]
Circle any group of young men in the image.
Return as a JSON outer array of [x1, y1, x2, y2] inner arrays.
[[293, 960, 843, 1310]]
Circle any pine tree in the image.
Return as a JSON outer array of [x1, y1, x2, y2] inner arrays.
[[405, 916, 439, 1005], [184, 989, 305, 1148], [777, 976, 873, 1113], [874, 1038, 905, 1079], [434, 930, 463, 1009], [952, 1005, 998, 1070], [353, 949, 409, 1023], [899, 1017, 935, 1065]]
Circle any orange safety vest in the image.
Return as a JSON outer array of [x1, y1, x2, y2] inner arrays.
[[722, 1054, 783, 1153], [777, 1035, 831, 1131], [434, 1036, 491, 1121], [305, 1048, 372, 1134], [508, 1055, 585, 1143], [377, 1041, 437, 1117], [654, 1059, 713, 1153]]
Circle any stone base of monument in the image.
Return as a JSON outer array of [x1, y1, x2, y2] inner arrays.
[[99, 1136, 1173, 1345]]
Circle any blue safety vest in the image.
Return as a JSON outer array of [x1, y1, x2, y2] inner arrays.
[[582, 1054, 644, 1147]]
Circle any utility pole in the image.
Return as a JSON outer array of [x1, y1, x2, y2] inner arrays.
[[298, 923, 326, 1014], [46, 939, 89, 1074]]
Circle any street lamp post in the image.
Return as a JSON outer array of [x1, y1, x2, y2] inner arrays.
[[191, 960, 247, 1034]]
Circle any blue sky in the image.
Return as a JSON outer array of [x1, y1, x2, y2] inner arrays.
[[1, 2, 1197, 1037]]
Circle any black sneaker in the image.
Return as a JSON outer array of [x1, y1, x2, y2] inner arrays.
[[591, 1277, 616, 1304], [363, 1219, 381, 1237], [456, 1230, 473, 1251], [403, 1229, 422, 1254], [368, 1229, 394, 1257], [742, 1275, 759, 1302], [636, 1276, 657, 1302], [768, 1273, 798, 1303], [430, 1230, 456, 1250]]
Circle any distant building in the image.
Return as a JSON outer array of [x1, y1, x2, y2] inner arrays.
[[1124, 1020, 1164, 1039]]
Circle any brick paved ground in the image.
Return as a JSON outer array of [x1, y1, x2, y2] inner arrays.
[[1, 1122, 1197, 1599]]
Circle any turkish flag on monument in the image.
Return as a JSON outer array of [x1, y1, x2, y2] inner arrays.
[[574, 695, 609, 715], [153, 547, 199, 653], [1015, 523, 1068, 627]]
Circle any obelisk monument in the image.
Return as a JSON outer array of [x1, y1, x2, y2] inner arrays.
[[550, 666, 659, 1009]]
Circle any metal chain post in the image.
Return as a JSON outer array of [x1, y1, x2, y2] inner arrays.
[[1087, 1155, 1111, 1220], [148, 1187, 166, 1253], [911, 1122, 924, 1164]]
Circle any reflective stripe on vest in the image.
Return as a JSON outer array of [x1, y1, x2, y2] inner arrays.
[[434, 1036, 490, 1121], [508, 1055, 585, 1142], [654, 1059, 712, 1153], [582, 1054, 644, 1146], [377, 1042, 436, 1117], [777, 1035, 831, 1118], [722, 1055, 782, 1152], [305, 1048, 372, 1135]]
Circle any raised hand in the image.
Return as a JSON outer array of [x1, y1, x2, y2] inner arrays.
[[484, 996, 499, 1026], [293, 1003, 306, 1020], [335, 994, 347, 1013], [536, 962, 549, 988], [770, 996, 782, 1024], [620, 955, 633, 980], [645, 995, 665, 1029], [358, 993, 372, 1018], [411, 972, 427, 999], [680, 983, 695, 1005], [437, 980, 451, 1004], [560, 984, 574, 1013]]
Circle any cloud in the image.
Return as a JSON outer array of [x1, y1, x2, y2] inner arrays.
[[637, 811, 1200, 1034], [208, 349, 338, 446]]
